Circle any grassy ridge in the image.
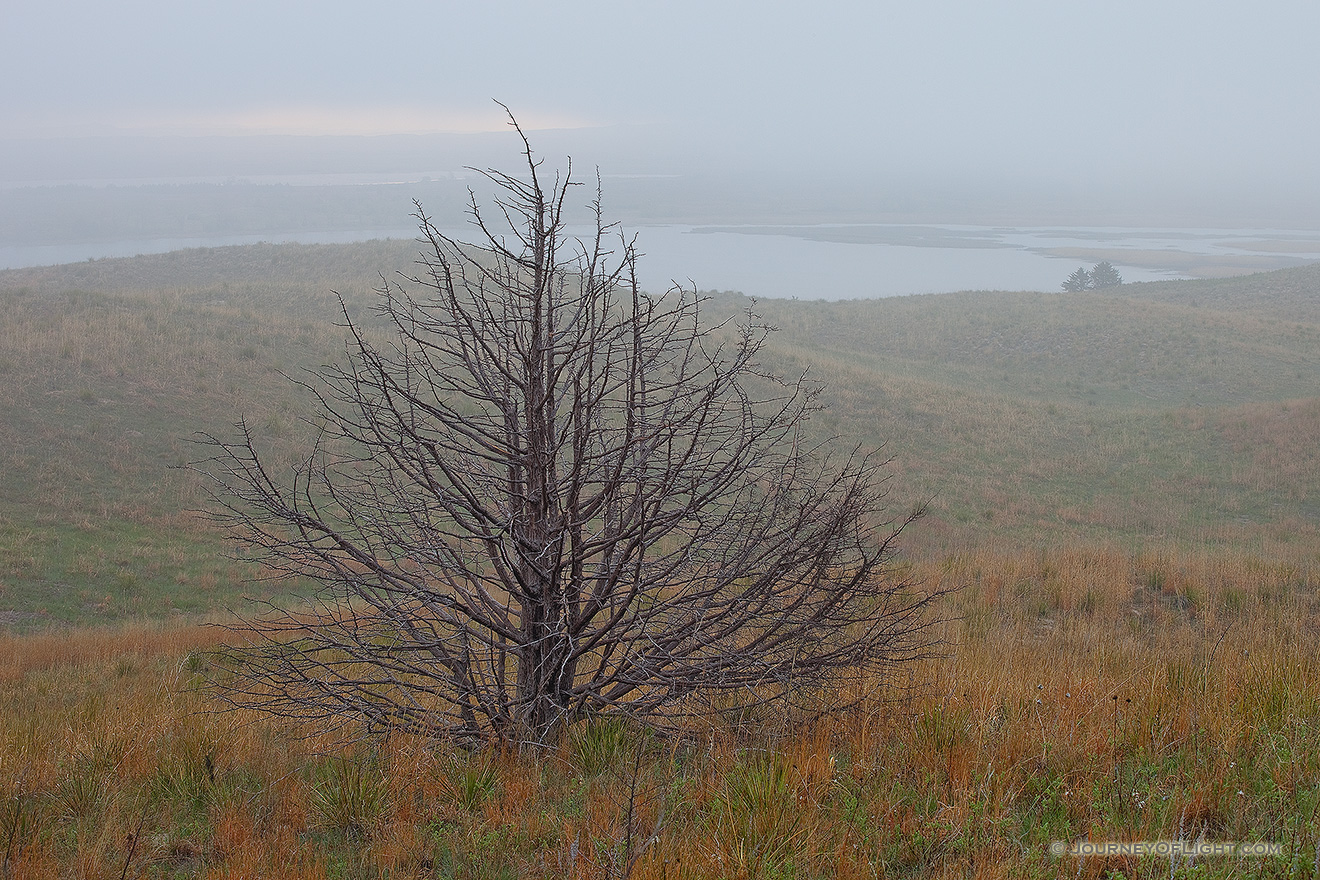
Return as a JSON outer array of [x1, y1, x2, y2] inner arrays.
[[741, 281, 1320, 553], [0, 276, 351, 626], [2, 246, 1318, 626]]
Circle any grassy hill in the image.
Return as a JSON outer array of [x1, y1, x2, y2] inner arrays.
[[741, 272, 1320, 554], [1, 244, 1317, 627], [3, 244, 1320, 878]]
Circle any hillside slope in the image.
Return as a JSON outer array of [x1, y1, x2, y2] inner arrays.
[[2, 249, 1317, 626]]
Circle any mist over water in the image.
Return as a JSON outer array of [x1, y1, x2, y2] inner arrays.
[[623, 223, 1320, 298], [4, 0, 1319, 301], [3, 125, 1319, 297], [6, 219, 1317, 299], [629, 226, 1185, 299]]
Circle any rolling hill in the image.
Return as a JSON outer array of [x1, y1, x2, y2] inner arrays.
[[1, 244, 1317, 627]]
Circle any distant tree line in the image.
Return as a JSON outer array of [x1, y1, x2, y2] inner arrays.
[[1062, 261, 1123, 291]]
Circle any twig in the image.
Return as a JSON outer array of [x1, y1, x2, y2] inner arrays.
[[3, 789, 23, 878], [618, 733, 644, 878], [1202, 620, 1233, 692], [120, 803, 150, 880]]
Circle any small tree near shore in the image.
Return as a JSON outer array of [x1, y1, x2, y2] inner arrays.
[[1063, 266, 1092, 291], [1063, 261, 1123, 291], [1090, 260, 1123, 289], [195, 116, 945, 747]]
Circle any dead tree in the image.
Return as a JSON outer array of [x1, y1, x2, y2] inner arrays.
[[195, 117, 945, 746]]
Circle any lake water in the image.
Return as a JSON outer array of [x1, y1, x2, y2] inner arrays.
[[627, 224, 1320, 298], [4, 223, 1318, 300]]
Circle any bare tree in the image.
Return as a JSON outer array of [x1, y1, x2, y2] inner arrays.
[[195, 116, 945, 747]]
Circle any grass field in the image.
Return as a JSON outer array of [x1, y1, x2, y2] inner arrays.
[[0, 244, 1317, 876], [2, 545, 1317, 878]]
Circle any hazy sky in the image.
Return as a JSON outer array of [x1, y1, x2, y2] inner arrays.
[[4, 0, 1319, 218]]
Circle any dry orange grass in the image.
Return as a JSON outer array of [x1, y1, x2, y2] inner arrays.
[[1, 542, 1317, 878], [0, 621, 227, 682]]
